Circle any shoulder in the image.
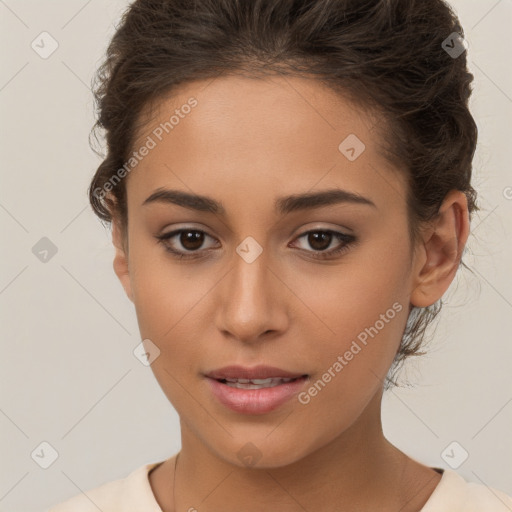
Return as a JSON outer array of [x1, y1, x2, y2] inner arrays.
[[46, 461, 164, 512], [462, 478, 512, 511], [421, 468, 512, 511]]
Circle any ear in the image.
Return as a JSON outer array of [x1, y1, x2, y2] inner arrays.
[[410, 190, 470, 308], [112, 215, 134, 303]]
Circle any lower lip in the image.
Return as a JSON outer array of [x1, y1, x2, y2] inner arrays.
[[206, 376, 309, 415]]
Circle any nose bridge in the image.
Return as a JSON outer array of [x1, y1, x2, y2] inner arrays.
[[215, 239, 286, 341], [231, 240, 273, 313]]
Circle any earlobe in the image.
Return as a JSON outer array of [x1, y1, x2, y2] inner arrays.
[[111, 218, 134, 303], [410, 190, 470, 308]]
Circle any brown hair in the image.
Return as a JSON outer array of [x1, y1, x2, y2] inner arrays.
[[88, 0, 478, 389]]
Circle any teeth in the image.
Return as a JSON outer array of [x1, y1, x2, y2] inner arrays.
[[251, 378, 275, 385], [222, 377, 296, 389]]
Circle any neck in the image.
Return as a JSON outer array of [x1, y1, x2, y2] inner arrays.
[[169, 389, 433, 512]]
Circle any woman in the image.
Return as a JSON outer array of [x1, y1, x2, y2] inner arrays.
[[49, 0, 512, 510]]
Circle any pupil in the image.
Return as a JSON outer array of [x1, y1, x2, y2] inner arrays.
[[181, 230, 203, 250], [309, 232, 331, 251]]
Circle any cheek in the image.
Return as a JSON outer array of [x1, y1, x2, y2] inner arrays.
[[129, 249, 218, 384], [294, 243, 411, 389], [127, 236, 195, 333], [294, 293, 409, 434], [297, 251, 410, 342], [132, 268, 205, 343]]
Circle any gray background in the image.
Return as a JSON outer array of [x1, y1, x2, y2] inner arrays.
[[0, 0, 511, 510]]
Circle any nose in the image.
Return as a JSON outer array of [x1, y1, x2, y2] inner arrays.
[[214, 246, 290, 345]]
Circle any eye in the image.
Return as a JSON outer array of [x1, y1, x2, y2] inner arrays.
[[290, 229, 356, 260], [155, 228, 218, 259], [155, 227, 356, 261]]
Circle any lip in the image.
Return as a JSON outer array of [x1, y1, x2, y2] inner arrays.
[[204, 365, 306, 380], [204, 366, 309, 415]]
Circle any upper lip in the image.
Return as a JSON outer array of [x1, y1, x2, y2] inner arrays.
[[205, 365, 307, 380]]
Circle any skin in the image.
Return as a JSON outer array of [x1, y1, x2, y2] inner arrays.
[[110, 74, 469, 512]]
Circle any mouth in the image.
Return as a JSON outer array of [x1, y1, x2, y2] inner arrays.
[[203, 367, 310, 414], [213, 376, 308, 390]]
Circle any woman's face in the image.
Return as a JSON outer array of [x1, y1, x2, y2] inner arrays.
[[114, 74, 424, 467]]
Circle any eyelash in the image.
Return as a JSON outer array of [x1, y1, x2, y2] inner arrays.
[[155, 228, 356, 261]]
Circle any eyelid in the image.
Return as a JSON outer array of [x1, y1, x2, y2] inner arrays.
[[290, 222, 354, 237]]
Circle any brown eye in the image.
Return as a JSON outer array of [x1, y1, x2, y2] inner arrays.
[[306, 231, 332, 251], [292, 229, 356, 260], [156, 227, 356, 261], [179, 230, 205, 251], [156, 228, 218, 259]]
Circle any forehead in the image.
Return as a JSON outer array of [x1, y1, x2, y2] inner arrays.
[[136, 73, 381, 152], [128, 74, 405, 213]]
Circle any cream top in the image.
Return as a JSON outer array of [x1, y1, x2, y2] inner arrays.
[[47, 460, 512, 511]]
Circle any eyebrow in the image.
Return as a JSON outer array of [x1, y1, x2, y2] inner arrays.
[[142, 187, 377, 215]]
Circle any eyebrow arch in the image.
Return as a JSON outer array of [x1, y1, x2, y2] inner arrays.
[[142, 187, 377, 215]]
